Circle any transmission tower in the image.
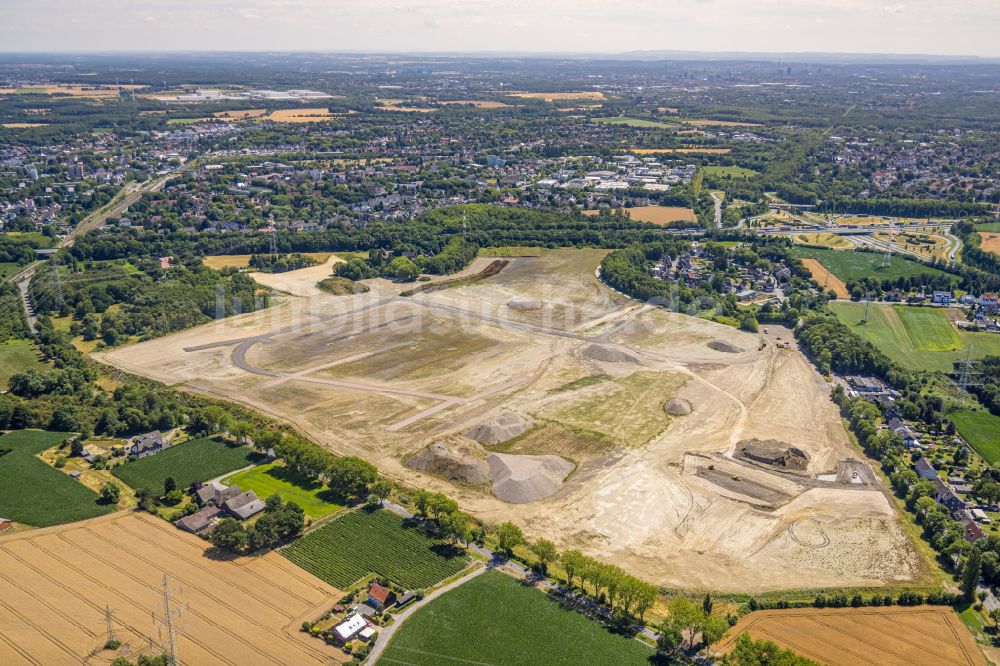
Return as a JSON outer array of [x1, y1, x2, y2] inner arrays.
[[462, 212, 468, 240], [104, 605, 117, 645], [269, 232, 278, 262], [154, 575, 183, 666], [862, 292, 875, 324], [956, 346, 983, 393], [881, 224, 896, 269]]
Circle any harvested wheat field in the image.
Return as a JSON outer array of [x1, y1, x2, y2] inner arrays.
[[438, 100, 511, 108], [202, 252, 335, 273], [1, 123, 48, 128], [265, 108, 343, 123], [0, 84, 144, 98], [212, 108, 267, 118], [99, 249, 923, 592], [584, 206, 697, 225], [509, 91, 606, 101], [792, 233, 854, 250], [800, 258, 850, 298], [0, 512, 344, 665], [979, 232, 1000, 255], [715, 606, 985, 666]]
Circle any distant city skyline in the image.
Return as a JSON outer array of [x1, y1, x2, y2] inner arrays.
[[2, 0, 999, 58]]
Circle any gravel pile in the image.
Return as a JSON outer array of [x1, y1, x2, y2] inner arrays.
[[486, 452, 575, 504], [405, 441, 490, 484], [707, 340, 744, 353], [583, 344, 641, 365], [464, 413, 533, 445]]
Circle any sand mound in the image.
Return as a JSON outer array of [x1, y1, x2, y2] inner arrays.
[[708, 340, 744, 353], [405, 442, 490, 484], [665, 398, 692, 416], [486, 452, 575, 503], [583, 344, 641, 365], [463, 413, 533, 445], [738, 438, 809, 471], [508, 297, 542, 310]]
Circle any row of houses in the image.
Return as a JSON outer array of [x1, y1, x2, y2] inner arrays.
[[914, 457, 985, 542]]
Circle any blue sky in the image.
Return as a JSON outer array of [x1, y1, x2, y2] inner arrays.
[[2, 0, 998, 57]]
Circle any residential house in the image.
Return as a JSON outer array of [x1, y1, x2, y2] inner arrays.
[[333, 614, 367, 644], [964, 519, 986, 543], [0, 518, 12, 533], [175, 506, 222, 536], [914, 457, 937, 481], [932, 291, 953, 305], [934, 478, 967, 513], [194, 480, 242, 507], [130, 431, 169, 459], [222, 490, 266, 520], [367, 583, 394, 609], [981, 293, 999, 315]]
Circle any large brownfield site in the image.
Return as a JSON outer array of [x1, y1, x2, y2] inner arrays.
[[100, 249, 923, 591], [0, 512, 344, 665], [716, 606, 986, 666]]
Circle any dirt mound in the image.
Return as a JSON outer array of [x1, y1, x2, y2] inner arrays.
[[405, 441, 490, 484], [665, 398, 692, 416], [507, 297, 542, 310], [707, 340, 744, 354], [486, 452, 575, 504], [583, 344, 641, 365], [463, 413, 533, 445], [738, 438, 810, 471]]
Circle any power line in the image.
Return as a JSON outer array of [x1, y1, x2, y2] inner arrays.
[[956, 346, 983, 393]]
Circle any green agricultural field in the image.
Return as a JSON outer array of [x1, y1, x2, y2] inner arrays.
[[0, 430, 115, 527], [223, 462, 344, 519], [950, 410, 1000, 465], [0, 339, 45, 387], [282, 508, 468, 589], [829, 302, 1000, 373], [380, 570, 655, 666], [974, 222, 1000, 233], [702, 165, 758, 178], [112, 436, 262, 493], [593, 116, 674, 129], [789, 246, 953, 283]]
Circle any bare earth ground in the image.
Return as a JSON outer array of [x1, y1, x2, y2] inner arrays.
[[800, 258, 851, 299], [99, 249, 923, 592], [980, 232, 1000, 255], [0, 512, 344, 665], [716, 606, 985, 666]]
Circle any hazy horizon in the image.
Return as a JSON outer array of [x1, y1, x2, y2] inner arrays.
[[2, 0, 999, 58]]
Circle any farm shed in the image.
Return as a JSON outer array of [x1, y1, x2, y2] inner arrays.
[[334, 614, 367, 643]]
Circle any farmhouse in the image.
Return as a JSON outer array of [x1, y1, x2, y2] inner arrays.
[[175, 506, 221, 536], [130, 430, 169, 458], [222, 490, 266, 520], [367, 582, 394, 609], [333, 614, 367, 643], [195, 480, 243, 506]]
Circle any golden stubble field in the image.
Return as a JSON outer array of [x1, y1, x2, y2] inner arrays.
[[715, 606, 985, 666], [99, 249, 924, 592], [0, 512, 345, 665]]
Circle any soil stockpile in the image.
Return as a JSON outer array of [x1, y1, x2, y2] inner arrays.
[[583, 344, 641, 365], [738, 438, 810, 471], [507, 297, 542, 310], [405, 441, 490, 484], [486, 452, 575, 503], [708, 340, 744, 353], [464, 413, 533, 445], [665, 398, 692, 416]]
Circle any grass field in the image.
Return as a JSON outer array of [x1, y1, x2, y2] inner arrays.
[[112, 436, 262, 493], [789, 246, 953, 283], [950, 410, 1000, 465], [0, 339, 45, 387], [380, 570, 655, 666], [282, 508, 469, 589], [593, 116, 674, 129], [0, 430, 116, 527], [792, 233, 854, 250], [702, 165, 758, 178], [222, 462, 344, 519], [829, 302, 1000, 373], [974, 222, 1000, 233], [202, 252, 333, 270], [478, 246, 548, 257]]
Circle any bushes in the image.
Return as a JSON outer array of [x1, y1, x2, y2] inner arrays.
[[208, 496, 305, 554]]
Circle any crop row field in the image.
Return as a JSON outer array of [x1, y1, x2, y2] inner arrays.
[[112, 436, 262, 493], [828, 302, 1000, 373], [380, 570, 655, 665], [282, 508, 468, 589], [0, 430, 115, 527]]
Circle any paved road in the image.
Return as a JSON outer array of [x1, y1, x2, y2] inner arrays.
[[710, 192, 723, 228]]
